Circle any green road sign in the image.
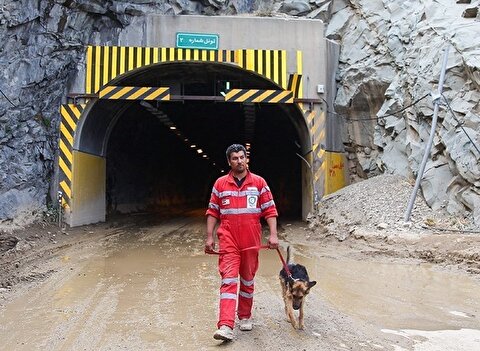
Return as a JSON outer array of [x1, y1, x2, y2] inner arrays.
[[176, 32, 219, 50]]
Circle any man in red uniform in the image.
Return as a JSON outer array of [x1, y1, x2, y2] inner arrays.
[[205, 144, 279, 341]]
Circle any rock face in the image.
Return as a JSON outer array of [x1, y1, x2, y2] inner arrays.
[[0, 0, 257, 230], [0, 0, 479, 228], [326, 0, 480, 225], [1, 1, 111, 230]]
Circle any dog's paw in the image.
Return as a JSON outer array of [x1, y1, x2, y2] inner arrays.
[[286, 317, 297, 329]]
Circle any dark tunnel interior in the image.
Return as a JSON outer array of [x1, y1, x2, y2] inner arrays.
[[105, 100, 303, 219], [81, 61, 307, 220]]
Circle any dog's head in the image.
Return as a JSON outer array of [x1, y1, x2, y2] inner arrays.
[[288, 279, 317, 310]]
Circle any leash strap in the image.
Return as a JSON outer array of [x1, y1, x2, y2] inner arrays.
[[205, 245, 292, 278], [205, 244, 269, 255], [276, 247, 292, 278]]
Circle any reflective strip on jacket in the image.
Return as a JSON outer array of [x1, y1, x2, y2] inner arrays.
[[206, 170, 278, 224]]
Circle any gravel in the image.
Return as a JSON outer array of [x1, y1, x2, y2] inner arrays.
[[308, 174, 476, 241]]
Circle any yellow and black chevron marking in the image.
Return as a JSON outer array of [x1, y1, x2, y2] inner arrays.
[[287, 73, 302, 98], [225, 89, 293, 103], [296, 50, 303, 98], [59, 104, 84, 210], [86, 46, 236, 94], [98, 86, 170, 101], [86, 46, 289, 94], [235, 49, 287, 89]]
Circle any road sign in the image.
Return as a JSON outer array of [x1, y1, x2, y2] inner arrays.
[[176, 32, 219, 50]]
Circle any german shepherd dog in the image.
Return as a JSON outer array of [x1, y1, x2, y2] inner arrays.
[[279, 246, 316, 330]]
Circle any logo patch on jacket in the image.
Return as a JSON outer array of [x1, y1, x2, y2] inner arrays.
[[247, 195, 258, 208], [222, 198, 230, 206]]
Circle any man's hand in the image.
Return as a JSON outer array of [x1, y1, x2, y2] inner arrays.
[[205, 215, 218, 254], [267, 234, 279, 249], [205, 237, 216, 254], [266, 216, 279, 249]]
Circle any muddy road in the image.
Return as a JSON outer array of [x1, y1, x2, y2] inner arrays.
[[1, 211, 480, 350]]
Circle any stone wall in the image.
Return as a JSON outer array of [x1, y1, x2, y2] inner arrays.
[[0, 0, 479, 228]]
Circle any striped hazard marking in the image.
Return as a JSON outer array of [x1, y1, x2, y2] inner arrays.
[[85, 46, 289, 93], [98, 86, 170, 101], [59, 104, 84, 209], [287, 73, 302, 98], [225, 89, 294, 103]]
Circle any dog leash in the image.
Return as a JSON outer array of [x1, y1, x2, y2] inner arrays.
[[204, 244, 269, 255], [205, 245, 292, 278], [275, 247, 292, 278]]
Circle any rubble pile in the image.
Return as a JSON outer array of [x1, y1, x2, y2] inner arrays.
[[308, 174, 476, 241]]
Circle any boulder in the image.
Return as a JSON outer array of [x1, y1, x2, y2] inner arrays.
[[279, 1, 311, 16], [0, 188, 45, 223], [421, 158, 454, 210]]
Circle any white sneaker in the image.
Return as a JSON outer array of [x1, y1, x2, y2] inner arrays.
[[239, 318, 253, 331], [213, 325, 234, 341]]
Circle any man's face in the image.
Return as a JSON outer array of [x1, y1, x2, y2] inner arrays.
[[228, 151, 247, 174]]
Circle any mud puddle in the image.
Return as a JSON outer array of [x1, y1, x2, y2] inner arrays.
[[287, 245, 480, 350], [0, 225, 221, 350], [1, 221, 480, 350]]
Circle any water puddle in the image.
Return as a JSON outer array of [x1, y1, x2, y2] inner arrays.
[[1, 224, 480, 350], [288, 245, 480, 350], [382, 328, 480, 351], [0, 229, 220, 350]]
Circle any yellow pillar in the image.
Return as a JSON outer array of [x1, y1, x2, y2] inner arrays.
[[323, 151, 347, 195], [69, 151, 106, 226]]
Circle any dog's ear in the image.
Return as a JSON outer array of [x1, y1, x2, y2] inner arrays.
[[308, 281, 317, 289]]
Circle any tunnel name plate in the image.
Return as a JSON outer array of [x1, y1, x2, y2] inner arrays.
[[176, 32, 219, 50]]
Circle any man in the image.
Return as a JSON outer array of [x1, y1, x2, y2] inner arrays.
[[205, 144, 279, 342]]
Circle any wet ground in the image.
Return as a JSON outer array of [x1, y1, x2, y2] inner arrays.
[[1, 213, 480, 350]]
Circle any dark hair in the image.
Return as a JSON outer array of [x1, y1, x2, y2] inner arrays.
[[225, 144, 247, 160]]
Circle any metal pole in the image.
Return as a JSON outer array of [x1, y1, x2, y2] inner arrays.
[[57, 191, 63, 228], [404, 45, 450, 222]]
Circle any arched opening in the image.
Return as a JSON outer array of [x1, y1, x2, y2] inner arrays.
[[73, 61, 311, 224]]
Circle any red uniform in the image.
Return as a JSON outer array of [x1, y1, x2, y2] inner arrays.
[[206, 170, 278, 329]]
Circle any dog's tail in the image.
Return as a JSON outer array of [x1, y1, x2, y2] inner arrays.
[[286, 245, 291, 264]]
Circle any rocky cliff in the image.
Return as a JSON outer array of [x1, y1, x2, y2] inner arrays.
[[0, 0, 252, 229], [324, 0, 480, 225], [0, 0, 479, 229]]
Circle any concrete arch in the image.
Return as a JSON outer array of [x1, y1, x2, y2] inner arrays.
[[67, 61, 313, 226], [75, 61, 310, 157]]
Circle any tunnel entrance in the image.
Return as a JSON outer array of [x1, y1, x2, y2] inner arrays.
[[71, 61, 310, 225], [105, 100, 303, 218]]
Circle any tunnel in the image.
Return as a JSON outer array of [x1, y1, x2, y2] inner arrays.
[[73, 61, 311, 222]]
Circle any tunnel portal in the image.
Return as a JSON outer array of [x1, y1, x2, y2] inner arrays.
[[71, 61, 306, 224], [58, 16, 345, 227]]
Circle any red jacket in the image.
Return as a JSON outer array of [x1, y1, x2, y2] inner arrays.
[[206, 170, 278, 222]]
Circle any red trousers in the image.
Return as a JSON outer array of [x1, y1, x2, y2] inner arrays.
[[216, 220, 261, 329]]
